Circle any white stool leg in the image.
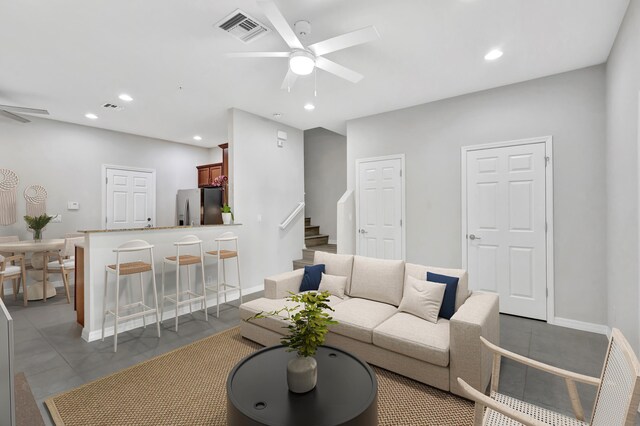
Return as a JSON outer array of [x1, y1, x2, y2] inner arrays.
[[114, 272, 120, 353], [150, 262, 161, 338], [216, 256, 221, 318], [187, 264, 193, 314], [175, 264, 180, 332], [201, 263, 208, 322], [223, 259, 228, 303], [161, 262, 166, 324], [236, 256, 243, 305], [139, 272, 146, 328], [102, 270, 108, 341]]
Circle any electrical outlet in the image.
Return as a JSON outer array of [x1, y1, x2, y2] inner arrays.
[[51, 214, 62, 223]]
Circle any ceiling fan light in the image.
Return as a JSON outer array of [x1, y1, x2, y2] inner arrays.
[[289, 51, 315, 76]]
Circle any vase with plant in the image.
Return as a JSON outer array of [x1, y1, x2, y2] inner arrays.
[[247, 291, 337, 393], [24, 214, 54, 241], [221, 204, 233, 225]]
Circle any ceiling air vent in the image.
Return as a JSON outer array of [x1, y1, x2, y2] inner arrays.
[[102, 103, 124, 111], [216, 9, 270, 44]]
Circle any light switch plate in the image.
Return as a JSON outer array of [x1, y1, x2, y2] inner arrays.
[[67, 201, 79, 210]]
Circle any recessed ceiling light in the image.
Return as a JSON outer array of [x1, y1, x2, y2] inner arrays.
[[484, 49, 504, 61], [118, 93, 133, 102], [304, 103, 315, 111], [273, 113, 282, 119], [85, 113, 98, 120], [193, 135, 202, 141]]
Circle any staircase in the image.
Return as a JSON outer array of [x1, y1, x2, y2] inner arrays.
[[292, 217, 336, 270]]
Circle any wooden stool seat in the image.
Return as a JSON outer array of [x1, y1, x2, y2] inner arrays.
[[206, 250, 237, 260], [107, 261, 152, 275], [164, 255, 202, 266]]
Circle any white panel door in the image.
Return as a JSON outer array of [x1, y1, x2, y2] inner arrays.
[[466, 143, 547, 320], [105, 168, 155, 230], [357, 157, 403, 259]]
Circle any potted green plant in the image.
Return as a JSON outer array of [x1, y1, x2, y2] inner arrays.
[[221, 204, 233, 225], [24, 213, 54, 241], [246, 291, 337, 393]]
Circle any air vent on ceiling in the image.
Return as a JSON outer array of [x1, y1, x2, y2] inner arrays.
[[216, 9, 270, 44], [102, 103, 124, 111]]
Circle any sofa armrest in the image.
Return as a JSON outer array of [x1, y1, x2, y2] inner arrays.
[[449, 292, 500, 397], [264, 269, 304, 299]]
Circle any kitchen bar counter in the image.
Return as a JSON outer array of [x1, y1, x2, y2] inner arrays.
[[79, 224, 241, 234], [80, 224, 243, 342]]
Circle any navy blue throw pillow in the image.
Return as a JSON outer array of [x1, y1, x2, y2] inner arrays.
[[427, 272, 459, 320], [300, 264, 325, 292]]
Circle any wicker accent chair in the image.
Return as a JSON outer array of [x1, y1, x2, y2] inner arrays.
[[458, 328, 640, 426]]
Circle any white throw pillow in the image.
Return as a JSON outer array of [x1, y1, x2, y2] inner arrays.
[[398, 276, 446, 323], [318, 273, 348, 299]]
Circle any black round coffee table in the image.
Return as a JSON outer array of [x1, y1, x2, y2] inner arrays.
[[227, 345, 378, 426]]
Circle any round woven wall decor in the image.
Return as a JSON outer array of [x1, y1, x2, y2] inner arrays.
[[24, 185, 47, 204], [0, 169, 19, 191]]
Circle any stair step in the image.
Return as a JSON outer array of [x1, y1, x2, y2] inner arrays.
[[293, 259, 313, 270], [305, 225, 320, 237], [305, 234, 329, 247], [305, 217, 311, 226], [302, 244, 336, 261]]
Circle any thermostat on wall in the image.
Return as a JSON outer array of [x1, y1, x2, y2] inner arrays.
[[67, 201, 79, 210]]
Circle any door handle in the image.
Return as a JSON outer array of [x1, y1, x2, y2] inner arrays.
[[359, 229, 368, 234], [469, 234, 481, 240]]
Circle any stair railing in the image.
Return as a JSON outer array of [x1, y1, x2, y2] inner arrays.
[[279, 201, 305, 230]]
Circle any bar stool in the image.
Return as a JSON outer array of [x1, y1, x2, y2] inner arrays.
[[102, 240, 161, 352], [205, 231, 242, 317], [161, 235, 208, 331]]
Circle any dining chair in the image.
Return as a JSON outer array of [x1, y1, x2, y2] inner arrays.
[[0, 236, 27, 306], [46, 236, 83, 304]]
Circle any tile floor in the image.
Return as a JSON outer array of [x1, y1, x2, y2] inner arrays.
[[4, 287, 636, 425]]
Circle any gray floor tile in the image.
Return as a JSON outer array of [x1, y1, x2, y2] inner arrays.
[[497, 357, 527, 399], [25, 364, 85, 400]]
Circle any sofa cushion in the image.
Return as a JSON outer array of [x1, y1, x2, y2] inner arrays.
[[348, 256, 405, 306], [240, 296, 346, 336], [373, 312, 450, 367], [318, 273, 347, 299], [398, 276, 446, 323], [330, 298, 398, 344], [299, 264, 325, 292], [405, 263, 469, 312], [427, 271, 458, 320], [313, 251, 354, 293]]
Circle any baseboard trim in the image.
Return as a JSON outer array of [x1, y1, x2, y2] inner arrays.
[[551, 317, 610, 336], [82, 284, 263, 342]]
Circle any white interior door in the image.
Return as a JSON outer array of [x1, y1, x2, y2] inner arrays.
[[466, 143, 547, 320], [105, 167, 155, 230], [357, 156, 403, 260]]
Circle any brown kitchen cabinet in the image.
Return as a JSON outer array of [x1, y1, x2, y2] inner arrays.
[[197, 163, 222, 187]]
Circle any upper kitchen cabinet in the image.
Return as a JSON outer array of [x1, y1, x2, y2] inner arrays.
[[197, 163, 222, 187]]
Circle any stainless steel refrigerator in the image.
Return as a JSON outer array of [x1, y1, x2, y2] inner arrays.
[[176, 188, 224, 226]]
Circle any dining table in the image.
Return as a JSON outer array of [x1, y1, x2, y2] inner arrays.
[[0, 239, 64, 301]]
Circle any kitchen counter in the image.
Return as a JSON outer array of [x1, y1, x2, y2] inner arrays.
[[79, 224, 242, 233]]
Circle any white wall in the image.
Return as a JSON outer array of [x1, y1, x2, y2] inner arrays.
[[347, 65, 607, 326], [606, 0, 640, 351], [304, 127, 346, 242], [0, 117, 211, 240], [229, 109, 305, 288]]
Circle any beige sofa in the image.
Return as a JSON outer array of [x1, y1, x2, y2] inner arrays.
[[239, 251, 500, 397]]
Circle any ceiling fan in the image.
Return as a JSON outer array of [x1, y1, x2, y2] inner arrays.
[[0, 104, 49, 123], [227, 0, 380, 90]]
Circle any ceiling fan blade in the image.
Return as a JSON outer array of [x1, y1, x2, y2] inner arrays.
[[315, 57, 363, 83], [257, 0, 304, 50], [227, 52, 290, 58], [280, 69, 298, 91], [308, 26, 380, 56], [0, 105, 49, 115], [0, 109, 30, 123]]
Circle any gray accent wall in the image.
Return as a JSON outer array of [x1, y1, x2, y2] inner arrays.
[[347, 65, 607, 326], [0, 117, 211, 239], [606, 0, 640, 351], [304, 127, 347, 242]]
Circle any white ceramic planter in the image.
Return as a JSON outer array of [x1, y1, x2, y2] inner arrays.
[[222, 213, 232, 225], [287, 356, 317, 393]]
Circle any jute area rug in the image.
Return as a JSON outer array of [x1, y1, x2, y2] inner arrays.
[[45, 327, 473, 425]]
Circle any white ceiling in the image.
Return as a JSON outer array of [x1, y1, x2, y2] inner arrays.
[[0, 0, 629, 148]]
